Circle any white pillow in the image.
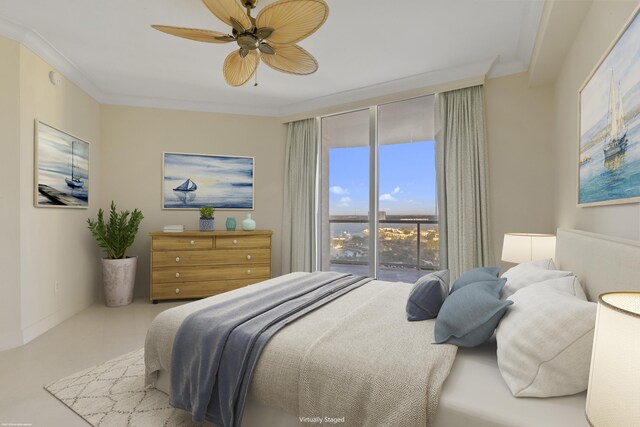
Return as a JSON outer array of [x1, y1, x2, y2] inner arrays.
[[496, 276, 596, 397], [501, 259, 572, 299]]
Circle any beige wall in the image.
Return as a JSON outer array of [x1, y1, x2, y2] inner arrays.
[[18, 45, 103, 342], [100, 106, 286, 298], [553, 0, 640, 240], [485, 72, 557, 263], [0, 38, 23, 350], [0, 38, 102, 351]]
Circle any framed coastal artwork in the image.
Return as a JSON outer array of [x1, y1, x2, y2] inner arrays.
[[34, 120, 90, 208], [162, 152, 254, 210], [578, 4, 640, 206]]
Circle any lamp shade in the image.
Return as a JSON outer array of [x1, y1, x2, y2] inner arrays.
[[501, 233, 556, 263], [586, 292, 640, 425]]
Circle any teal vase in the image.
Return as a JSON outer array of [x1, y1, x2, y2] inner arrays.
[[242, 214, 256, 231], [225, 217, 236, 231]]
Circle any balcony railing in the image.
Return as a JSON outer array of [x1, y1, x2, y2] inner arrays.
[[329, 218, 440, 273]]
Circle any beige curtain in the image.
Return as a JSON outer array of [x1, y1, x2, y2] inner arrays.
[[282, 118, 319, 273], [435, 85, 493, 279]]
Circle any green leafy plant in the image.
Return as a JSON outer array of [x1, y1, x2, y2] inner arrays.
[[87, 201, 144, 259], [199, 206, 215, 219]]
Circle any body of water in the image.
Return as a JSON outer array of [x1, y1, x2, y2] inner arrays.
[[330, 222, 437, 238], [38, 168, 89, 206], [580, 115, 640, 204]]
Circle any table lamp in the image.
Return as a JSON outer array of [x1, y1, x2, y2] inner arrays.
[[501, 233, 556, 263], [586, 292, 640, 425]]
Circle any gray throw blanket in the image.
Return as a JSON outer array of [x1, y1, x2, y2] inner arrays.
[[170, 271, 371, 426]]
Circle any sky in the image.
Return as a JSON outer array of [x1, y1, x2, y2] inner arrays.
[[329, 141, 437, 216], [38, 122, 89, 178]]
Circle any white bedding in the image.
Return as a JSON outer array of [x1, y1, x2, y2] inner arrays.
[[148, 275, 588, 427], [146, 273, 457, 427], [155, 340, 588, 427]]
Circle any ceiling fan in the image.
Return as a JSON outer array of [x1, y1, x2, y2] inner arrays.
[[152, 0, 329, 87]]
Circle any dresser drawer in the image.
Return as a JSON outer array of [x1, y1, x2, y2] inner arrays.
[[152, 278, 264, 300], [152, 265, 271, 284], [153, 249, 271, 267], [152, 236, 212, 251], [216, 235, 271, 249]]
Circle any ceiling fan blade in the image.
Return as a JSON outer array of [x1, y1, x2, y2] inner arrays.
[[260, 44, 318, 75], [202, 0, 251, 30], [256, 0, 328, 45], [151, 25, 233, 43], [258, 43, 275, 55], [224, 50, 259, 86]]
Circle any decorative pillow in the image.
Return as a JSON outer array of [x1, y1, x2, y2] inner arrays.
[[501, 259, 572, 299], [496, 276, 596, 397], [450, 266, 501, 293], [406, 270, 450, 321], [434, 278, 512, 347]]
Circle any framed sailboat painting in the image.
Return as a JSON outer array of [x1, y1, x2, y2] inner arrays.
[[578, 4, 640, 206], [34, 121, 90, 208], [162, 152, 254, 210]]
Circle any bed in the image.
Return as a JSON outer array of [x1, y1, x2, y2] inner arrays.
[[144, 228, 640, 426]]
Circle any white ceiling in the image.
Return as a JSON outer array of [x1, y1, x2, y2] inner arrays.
[[0, 0, 544, 117]]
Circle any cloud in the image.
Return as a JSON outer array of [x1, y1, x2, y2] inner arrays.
[[379, 194, 397, 201], [392, 187, 400, 194], [337, 196, 352, 207], [330, 186, 349, 195]]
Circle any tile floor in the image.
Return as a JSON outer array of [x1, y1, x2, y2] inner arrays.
[[0, 299, 184, 427]]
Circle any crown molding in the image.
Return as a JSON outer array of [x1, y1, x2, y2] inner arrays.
[[488, 59, 528, 79], [278, 59, 494, 119], [0, 16, 105, 103], [100, 93, 279, 117]]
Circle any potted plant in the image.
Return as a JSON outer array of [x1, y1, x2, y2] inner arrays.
[[199, 206, 215, 231], [87, 201, 144, 307]]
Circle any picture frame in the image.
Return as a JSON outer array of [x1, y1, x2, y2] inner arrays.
[[162, 152, 254, 210], [578, 3, 640, 207], [34, 120, 90, 208]]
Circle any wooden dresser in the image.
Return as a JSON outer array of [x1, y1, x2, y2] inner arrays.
[[149, 230, 272, 303]]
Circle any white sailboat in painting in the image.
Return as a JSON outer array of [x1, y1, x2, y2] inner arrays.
[[603, 71, 628, 164], [65, 140, 84, 188], [173, 178, 197, 192]]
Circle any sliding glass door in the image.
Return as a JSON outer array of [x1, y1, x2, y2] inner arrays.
[[319, 96, 438, 280], [376, 97, 438, 281], [320, 109, 372, 276]]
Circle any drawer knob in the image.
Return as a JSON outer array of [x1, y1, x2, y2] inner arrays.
[[246, 254, 252, 260], [175, 288, 180, 294], [175, 256, 180, 263], [233, 239, 238, 245], [190, 240, 195, 245], [175, 272, 180, 278], [247, 269, 252, 275]]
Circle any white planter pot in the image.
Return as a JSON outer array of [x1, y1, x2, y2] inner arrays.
[[101, 257, 137, 307]]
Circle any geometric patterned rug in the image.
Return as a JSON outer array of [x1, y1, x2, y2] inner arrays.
[[44, 349, 214, 427]]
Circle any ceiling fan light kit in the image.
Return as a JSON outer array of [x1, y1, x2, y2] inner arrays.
[[152, 0, 329, 87]]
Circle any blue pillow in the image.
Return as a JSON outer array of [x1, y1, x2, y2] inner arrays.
[[406, 270, 450, 321], [450, 266, 501, 293], [434, 278, 512, 347]]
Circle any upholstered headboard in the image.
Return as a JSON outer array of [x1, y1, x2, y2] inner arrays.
[[555, 228, 640, 302]]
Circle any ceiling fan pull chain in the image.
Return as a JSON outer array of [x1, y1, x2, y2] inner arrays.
[[254, 66, 259, 87]]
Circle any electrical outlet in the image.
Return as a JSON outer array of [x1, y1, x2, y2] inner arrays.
[[54, 281, 60, 293]]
